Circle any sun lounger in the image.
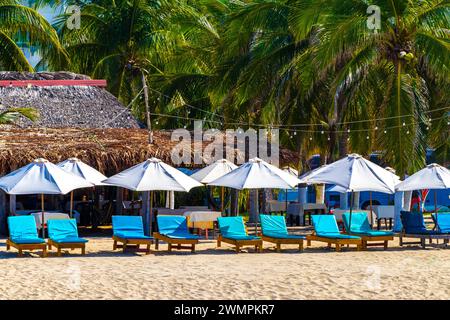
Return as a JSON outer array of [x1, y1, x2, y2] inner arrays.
[[259, 214, 304, 252], [399, 211, 448, 248], [47, 219, 88, 256], [432, 212, 450, 234], [217, 216, 262, 253], [6, 216, 47, 257], [342, 212, 394, 250], [112, 215, 153, 254], [306, 215, 362, 252], [153, 215, 200, 252]]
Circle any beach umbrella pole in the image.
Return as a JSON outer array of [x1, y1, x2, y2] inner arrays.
[[369, 191, 373, 228], [149, 191, 154, 236], [70, 191, 74, 218], [221, 186, 225, 214], [348, 191, 354, 233], [41, 193, 45, 238], [434, 190, 438, 220]]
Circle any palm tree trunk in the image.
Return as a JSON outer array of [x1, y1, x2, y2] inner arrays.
[[339, 129, 349, 158], [326, 125, 337, 163], [141, 71, 153, 144]]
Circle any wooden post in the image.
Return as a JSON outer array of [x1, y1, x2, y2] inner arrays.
[[116, 187, 123, 215]]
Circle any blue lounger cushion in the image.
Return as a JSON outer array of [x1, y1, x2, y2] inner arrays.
[[157, 215, 200, 240], [47, 219, 88, 243], [311, 215, 360, 240], [432, 212, 450, 234], [401, 211, 440, 235], [8, 215, 45, 244], [112, 215, 152, 240], [260, 214, 305, 239], [342, 212, 394, 237], [217, 216, 261, 241]]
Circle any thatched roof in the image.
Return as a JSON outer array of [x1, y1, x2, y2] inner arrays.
[[0, 72, 139, 128], [0, 128, 299, 176]]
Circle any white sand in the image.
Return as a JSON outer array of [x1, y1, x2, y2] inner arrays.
[[0, 237, 448, 300]]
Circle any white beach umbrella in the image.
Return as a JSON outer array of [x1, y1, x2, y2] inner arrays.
[[58, 158, 108, 186], [0, 158, 94, 236], [209, 158, 301, 190], [282, 166, 299, 177], [299, 154, 400, 194], [395, 163, 450, 214], [191, 159, 238, 212], [191, 159, 238, 184], [57, 157, 109, 217], [103, 158, 203, 233], [299, 154, 400, 228], [281, 166, 299, 209], [209, 158, 301, 232]]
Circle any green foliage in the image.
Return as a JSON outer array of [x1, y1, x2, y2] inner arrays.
[[5, 0, 450, 174]]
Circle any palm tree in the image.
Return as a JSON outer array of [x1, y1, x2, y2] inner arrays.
[[51, 0, 190, 143], [302, 0, 450, 175], [0, 0, 67, 71], [0, 107, 39, 124], [215, 0, 449, 174]]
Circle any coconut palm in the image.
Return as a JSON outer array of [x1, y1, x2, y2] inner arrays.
[[0, 0, 67, 71], [216, 0, 449, 174], [301, 0, 450, 175]]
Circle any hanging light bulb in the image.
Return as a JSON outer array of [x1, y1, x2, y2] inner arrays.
[[375, 126, 378, 130], [347, 129, 351, 133], [309, 137, 312, 141], [383, 130, 387, 134], [321, 130, 324, 134], [293, 131, 297, 136], [366, 135, 369, 139], [402, 122, 406, 126]]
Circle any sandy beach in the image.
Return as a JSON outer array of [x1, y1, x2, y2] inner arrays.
[[0, 236, 448, 300]]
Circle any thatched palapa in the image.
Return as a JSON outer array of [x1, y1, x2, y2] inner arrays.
[[0, 128, 299, 176], [0, 71, 139, 128]]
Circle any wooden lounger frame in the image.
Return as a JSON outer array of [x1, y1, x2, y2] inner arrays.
[[398, 233, 449, 249], [348, 234, 394, 250], [6, 239, 47, 257], [112, 236, 153, 254], [153, 232, 198, 252], [47, 239, 86, 256], [261, 235, 303, 252], [217, 234, 263, 253], [306, 234, 362, 252]]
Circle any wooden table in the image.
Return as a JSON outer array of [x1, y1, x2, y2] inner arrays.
[[183, 211, 222, 239]]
